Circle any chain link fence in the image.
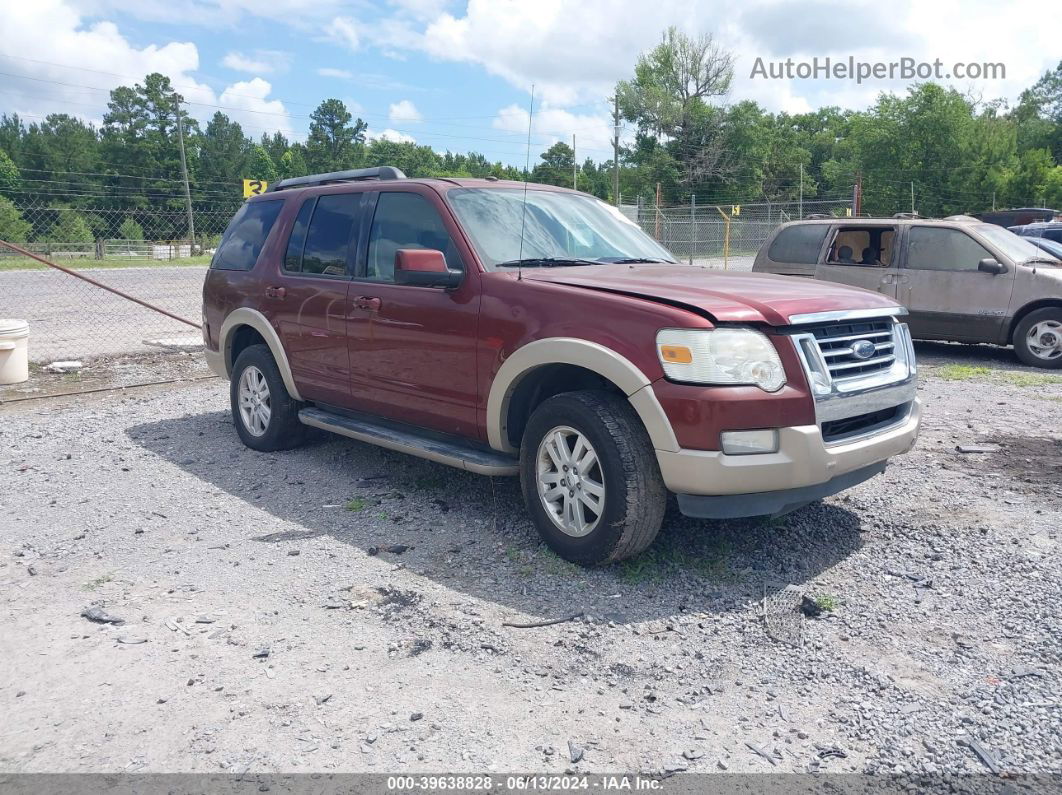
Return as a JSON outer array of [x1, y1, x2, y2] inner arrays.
[[1, 195, 852, 392], [626, 197, 854, 270]]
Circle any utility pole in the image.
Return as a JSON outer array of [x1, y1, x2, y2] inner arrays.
[[572, 134, 577, 190], [175, 99, 195, 254], [611, 95, 620, 206], [798, 163, 803, 219]]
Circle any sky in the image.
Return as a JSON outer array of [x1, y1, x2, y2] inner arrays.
[[1, 0, 1057, 166]]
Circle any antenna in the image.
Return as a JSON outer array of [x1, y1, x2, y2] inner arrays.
[[517, 84, 535, 281]]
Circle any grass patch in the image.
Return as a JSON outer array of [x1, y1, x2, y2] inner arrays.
[[618, 534, 733, 584], [82, 573, 114, 591], [345, 497, 367, 512], [934, 363, 1062, 387], [0, 255, 211, 272], [814, 594, 839, 612]]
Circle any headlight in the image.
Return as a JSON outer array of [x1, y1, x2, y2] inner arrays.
[[656, 328, 786, 392]]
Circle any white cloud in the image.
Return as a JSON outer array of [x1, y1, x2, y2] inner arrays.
[[492, 104, 618, 160], [317, 67, 353, 79], [1, 2, 297, 140], [218, 78, 296, 139], [367, 128, 417, 144], [2, 0, 213, 121], [325, 16, 360, 50], [388, 99, 422, 123], [406, 0, 1056, 113], [221, 50, 290, 75]]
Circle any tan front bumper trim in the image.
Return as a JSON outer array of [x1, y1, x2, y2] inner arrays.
[[656, 397, 921, 497]]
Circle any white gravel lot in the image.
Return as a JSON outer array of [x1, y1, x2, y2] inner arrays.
[[0, 342, 1059, 777]]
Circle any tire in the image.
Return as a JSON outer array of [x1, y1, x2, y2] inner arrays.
[[1013, 308, 1062, 369], [230, 344, 306, 451], [519, 390, 667, 567]]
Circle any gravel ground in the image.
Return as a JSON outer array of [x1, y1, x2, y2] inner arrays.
[[1, 341, 1060, 777]]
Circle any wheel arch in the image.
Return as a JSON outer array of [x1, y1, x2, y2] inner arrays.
[[486, 338, 678, 455], [218, 308, 303, 401], [1007, 299, 1062, 344]]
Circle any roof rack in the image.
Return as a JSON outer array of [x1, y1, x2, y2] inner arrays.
[[267, 166, 407, 192], [804, 213, 832, 220], [892, 212, 924, 219]]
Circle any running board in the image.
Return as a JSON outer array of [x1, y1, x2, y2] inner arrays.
[[298, 407, 519, 476]]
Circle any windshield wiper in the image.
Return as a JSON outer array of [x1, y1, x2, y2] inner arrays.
[[598, 257, 675, 264], [495, 257, 601, 268]]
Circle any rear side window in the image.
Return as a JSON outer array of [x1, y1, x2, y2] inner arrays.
[[767, 225, 828, 264], [210, 199, 284, 271], [300, 193, 360, 277], [283, 198, 315, 272]]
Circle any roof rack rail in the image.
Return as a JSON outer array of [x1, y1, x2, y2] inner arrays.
[[892, 212, 924, 219], [804, 213, 832, 219], [268, 166, 407, 192]]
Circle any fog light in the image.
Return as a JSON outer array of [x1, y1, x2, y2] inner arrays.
[[721, 429, 779, 455]]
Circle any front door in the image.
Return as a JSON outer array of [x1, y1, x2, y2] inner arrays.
[[346, 189, 481, 439], [815, 225, 901, 299], [270, 191, 363, 406], [898, 225, 1015, 342]]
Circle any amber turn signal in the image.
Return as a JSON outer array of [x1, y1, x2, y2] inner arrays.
[[659, 344, 693, 364]]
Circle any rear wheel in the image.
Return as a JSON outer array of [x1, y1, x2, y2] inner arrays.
[[1014, 308, 1062, 369], [230, 344, 306, 451], [520, 390, 666, 566]]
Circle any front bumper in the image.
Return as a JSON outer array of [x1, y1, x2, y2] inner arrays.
[[656, 396, 921, 515]]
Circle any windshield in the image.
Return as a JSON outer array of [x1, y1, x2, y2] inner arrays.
[[975, 223, 1057, 263], [446, 188, 676, 268]]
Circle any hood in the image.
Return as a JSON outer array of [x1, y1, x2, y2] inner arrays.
[[521, 264, 901, 326]]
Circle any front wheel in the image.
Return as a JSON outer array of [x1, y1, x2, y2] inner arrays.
[[1014, 308, 1062, 369], [520, 390, 666, 566]]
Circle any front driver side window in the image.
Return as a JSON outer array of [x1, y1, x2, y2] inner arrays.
[[366, 192, 464, 282], [907, 227, 993, 272]]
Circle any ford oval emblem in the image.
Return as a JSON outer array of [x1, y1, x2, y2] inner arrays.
[[851, 339, 876, 360]]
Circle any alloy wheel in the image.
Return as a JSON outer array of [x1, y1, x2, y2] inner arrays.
[[536, 425, 606, 537], [237, 365, 272, 436]]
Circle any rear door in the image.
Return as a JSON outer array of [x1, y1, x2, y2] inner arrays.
[[269, 191, 363, 406], [815, 225, 900, 299], [897, 225, 1015, 342]]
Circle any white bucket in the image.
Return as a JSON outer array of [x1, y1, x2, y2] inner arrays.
[[0, 319, 29, 385]]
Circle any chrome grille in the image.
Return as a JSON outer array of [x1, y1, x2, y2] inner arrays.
[[810, 319, 896, 381]]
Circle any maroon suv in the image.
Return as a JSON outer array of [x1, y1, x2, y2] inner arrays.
[[202, 167, 921, 565]]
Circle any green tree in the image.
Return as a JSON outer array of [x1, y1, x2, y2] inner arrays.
[[0, 147, 19, 193], [0, 196, 31, 243], [278, 147, 308, 180], [197, 112, 250, 197], [48, 211, 94, 246], [531, 142, 576, 187], [617, 27, 734, 186], [118, 217, 144, 240], [247, 145, 278, 182], [306, 99, 366, 172]]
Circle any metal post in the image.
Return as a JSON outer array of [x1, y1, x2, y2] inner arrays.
[[654, 182, 661, 240], [798, 163, 803, 219], [175, 100, 195, 254], [911, 181, 915, 215], [688, 194, 695, 266], [572, 134, 577, 190], [612, 95, 620, 206]]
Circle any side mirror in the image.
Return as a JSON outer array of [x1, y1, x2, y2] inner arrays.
[[978, 258, 1007, 275], [394, 249, 462, 288]]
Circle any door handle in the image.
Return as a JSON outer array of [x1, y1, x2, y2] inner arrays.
[[265, 286, 287, 299], [354, 296, 382, 311]]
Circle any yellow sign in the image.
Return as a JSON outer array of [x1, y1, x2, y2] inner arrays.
[[845, 207, 852, 217], [243, 179, 268, 198], [731, 205, 741, 216]]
